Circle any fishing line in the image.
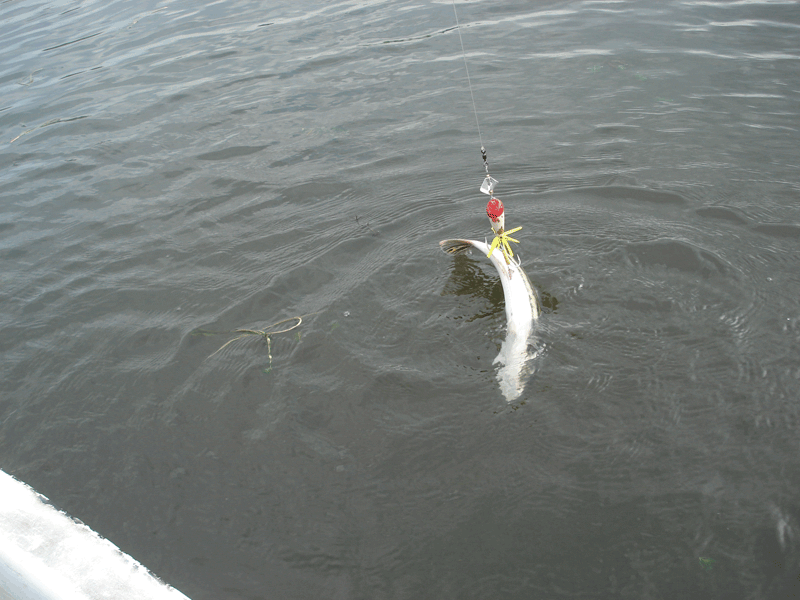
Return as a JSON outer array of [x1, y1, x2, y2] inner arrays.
[[451, 0, 484, 160], [450, 0, 497, 193], [451, 0, 518, 263]]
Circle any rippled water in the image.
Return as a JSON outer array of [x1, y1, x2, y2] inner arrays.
[[2, 0, 800, 598]]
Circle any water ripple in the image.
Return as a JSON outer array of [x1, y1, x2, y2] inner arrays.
[[2, 0, 800, 596]]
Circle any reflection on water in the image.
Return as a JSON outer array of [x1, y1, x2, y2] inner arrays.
[[2, 0, 800, 597], [441, 253, 506, 321]]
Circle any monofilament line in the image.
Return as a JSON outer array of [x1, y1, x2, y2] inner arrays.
[[451, 0, 484, 151]]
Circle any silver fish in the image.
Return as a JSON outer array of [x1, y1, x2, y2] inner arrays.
[[440, 238, 541, 401]]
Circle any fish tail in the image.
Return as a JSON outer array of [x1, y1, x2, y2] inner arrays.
[[439, 239, 474, 255]]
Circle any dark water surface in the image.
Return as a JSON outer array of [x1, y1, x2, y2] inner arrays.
[[2, 0, 800, 598]]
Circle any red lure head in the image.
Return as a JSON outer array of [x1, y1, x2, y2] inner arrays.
[[486, 197, 504, 222], [486, 197, 505, 234]]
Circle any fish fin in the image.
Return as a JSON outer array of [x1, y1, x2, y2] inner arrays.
[[439, 239, 474, 256]]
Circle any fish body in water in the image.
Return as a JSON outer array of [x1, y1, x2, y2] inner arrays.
[[440, 238, 540, 400]]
